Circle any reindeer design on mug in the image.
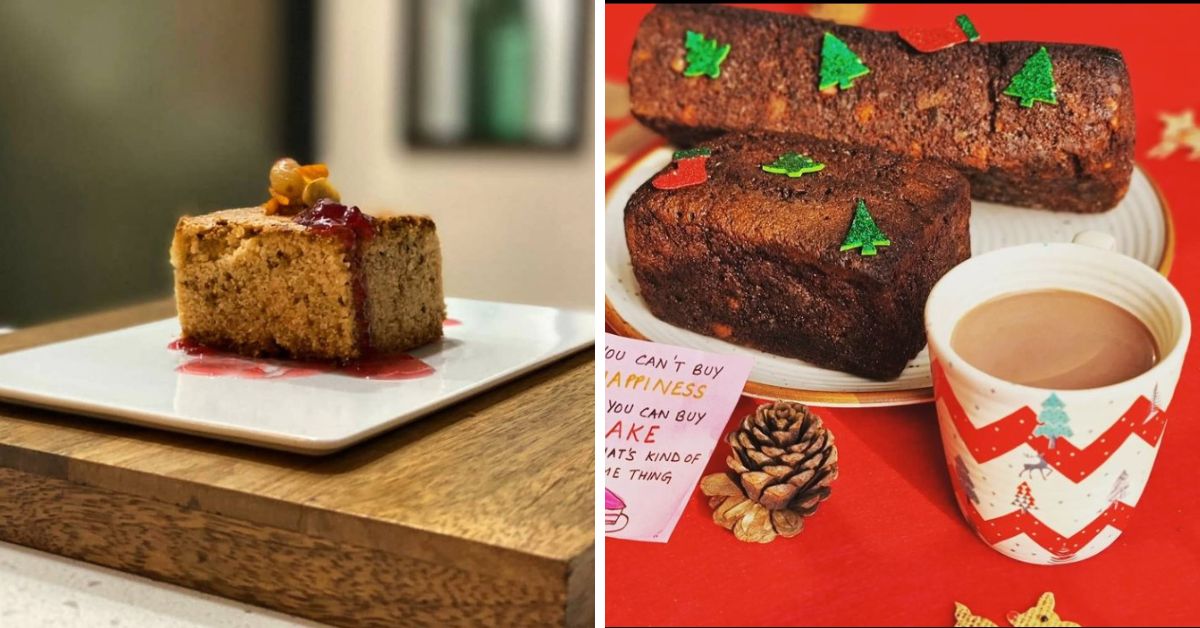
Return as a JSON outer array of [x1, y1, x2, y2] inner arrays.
[[1019, 452, 1053, 480]]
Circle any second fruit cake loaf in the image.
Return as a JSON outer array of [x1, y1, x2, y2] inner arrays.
[[624, 132, 971, 380], [629, 4, 1134, 213]]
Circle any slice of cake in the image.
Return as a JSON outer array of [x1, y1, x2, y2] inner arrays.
[[624, 132, 971, 380], [171, 160, 444, 361]]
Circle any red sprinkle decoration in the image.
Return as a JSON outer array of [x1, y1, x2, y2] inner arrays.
[[899, 14, 980, 53], [652, 147, 712, 190]]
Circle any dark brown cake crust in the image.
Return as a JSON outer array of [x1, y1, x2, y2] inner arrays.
[[624, 132, 971, 380], [629, 4, 1134, 214]]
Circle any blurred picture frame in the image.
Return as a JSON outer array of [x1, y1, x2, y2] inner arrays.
[[405, 0, 589, 150]]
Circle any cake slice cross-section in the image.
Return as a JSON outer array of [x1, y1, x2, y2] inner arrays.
[[171, 201, 445, 361]]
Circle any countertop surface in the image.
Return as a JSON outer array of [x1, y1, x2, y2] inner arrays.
[[0, 541, 316, 627], [0, 300, 594, 625]]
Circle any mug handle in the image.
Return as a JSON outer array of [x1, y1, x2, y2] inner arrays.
[[1072, 230, 1116, 251]]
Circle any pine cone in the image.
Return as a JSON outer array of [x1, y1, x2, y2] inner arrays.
[[700, 401, 838, 543]]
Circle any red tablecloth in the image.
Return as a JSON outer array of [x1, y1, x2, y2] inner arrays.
[[605, 4, 1200, 626]]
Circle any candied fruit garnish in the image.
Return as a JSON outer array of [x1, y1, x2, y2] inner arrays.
[[263, 157, 339, 215]]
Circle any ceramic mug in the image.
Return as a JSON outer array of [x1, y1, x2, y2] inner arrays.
[[924, 233, 1190, 565]]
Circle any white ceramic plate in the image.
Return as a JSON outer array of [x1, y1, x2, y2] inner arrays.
[[605, 147, 1172, 407], [0, 298, 593, 454]]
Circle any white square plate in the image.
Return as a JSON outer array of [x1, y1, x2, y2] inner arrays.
[[0, 298, 593, 454]]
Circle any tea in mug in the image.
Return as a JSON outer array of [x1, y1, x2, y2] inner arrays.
[[951, 289, 1158, 389]]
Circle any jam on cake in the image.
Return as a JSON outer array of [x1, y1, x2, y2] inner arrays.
[[170, 159, 445, 361]]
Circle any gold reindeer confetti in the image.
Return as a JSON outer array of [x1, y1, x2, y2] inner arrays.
[[952, 592, 1081, 627], [954, 602, 999, 627], [1007, 593, 1080, 627]]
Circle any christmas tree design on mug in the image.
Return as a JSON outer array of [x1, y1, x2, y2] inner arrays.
[[1034, 393, 1073, 449]]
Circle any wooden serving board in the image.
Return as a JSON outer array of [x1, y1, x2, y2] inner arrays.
[[0, 301, 594, 627]]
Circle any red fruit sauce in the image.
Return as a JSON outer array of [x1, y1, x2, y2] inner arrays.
[[176, 356, 327, 379], [443, 318, 461, 326], [168, 337, 216, 355], [293, 199, 376, 353], [293, 199, 376, 244], [336, 354, 436, 380], [168, 339, 433, 381]]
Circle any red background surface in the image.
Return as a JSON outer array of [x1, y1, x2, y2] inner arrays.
[[605, 4, 1200, 626]]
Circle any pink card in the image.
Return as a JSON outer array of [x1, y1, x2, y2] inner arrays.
[[604, 333, 754, 543]]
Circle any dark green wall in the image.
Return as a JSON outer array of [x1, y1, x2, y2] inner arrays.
[[0, 0, 299, 327]]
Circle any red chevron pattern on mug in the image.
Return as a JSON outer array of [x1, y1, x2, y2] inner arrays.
[[932, 360, 1168, 483], [956, 487, 1135, 561]]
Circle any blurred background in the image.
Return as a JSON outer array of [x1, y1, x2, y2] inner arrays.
[[0, 0, 593, 329]]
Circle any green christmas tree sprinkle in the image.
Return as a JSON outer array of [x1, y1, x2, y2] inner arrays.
[[761, 152, 825, 178], [956, 14, 980, 42], [840, 199, 891, 256], [683, 31, 731, 79], [673, 147, 712, 160], [1003, 46, 1058, 108], [818, 32, 870, 91]]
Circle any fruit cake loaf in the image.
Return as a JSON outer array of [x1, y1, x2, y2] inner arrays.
[[624, 132, 971, 380], [629, 4, 1134, 213], [172, 160, 444, 361]]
